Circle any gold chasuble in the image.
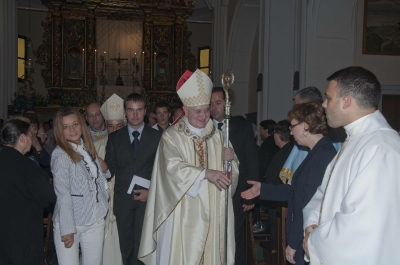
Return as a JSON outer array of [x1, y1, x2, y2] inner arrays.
[[138, 117, 239, 265]]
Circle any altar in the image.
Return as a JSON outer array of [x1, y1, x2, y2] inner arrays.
[[34, 0, 196, 110], [97, 85, 142, 102]]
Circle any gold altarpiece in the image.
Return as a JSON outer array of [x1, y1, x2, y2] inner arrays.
[[34, 0, 196, 109]]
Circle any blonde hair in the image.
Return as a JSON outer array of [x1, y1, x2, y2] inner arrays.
[[53, 107, 97, 163]]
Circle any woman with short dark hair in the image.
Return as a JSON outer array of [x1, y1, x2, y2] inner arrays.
[[0, 120, 56, 265], [242, 103, 337, 265]]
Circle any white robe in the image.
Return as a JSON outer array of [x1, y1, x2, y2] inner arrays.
[[94, 135, 123, 265], [138, 117, 239, 265], [303, 110, 400, 264]]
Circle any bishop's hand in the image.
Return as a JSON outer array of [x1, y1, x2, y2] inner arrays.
[[222, 147, 234, 162], [205, 169, 230, 190]]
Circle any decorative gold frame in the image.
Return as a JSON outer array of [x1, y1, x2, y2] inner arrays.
[[34, 0, 196, 108]]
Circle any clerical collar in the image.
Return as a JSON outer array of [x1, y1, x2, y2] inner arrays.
[[185, 117, 206, 136], [90, 125, 107, 140], [344, 111, 374, 137]]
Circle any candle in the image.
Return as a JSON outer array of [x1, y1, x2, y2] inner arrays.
[[154, 52, 156, 78], [103, 51, 106, 76], [142, 51, 144, 78], [82, 48, 85, 80], [134, 52, 137, 79], [95, 49, 97, 77]]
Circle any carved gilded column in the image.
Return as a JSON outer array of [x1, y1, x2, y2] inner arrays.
[[52, 3, 62, 87], [173, 12, 186, 87], [142, 9, 153, 89], [86, 5, 96, 102]]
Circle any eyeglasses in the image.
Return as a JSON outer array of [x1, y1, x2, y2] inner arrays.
[[289, 122, 302, 131]]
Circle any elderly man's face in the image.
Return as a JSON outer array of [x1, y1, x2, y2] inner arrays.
[[183, 104, 211, 129], [106, 119, 125, 134], [86, 103, 105, 131]]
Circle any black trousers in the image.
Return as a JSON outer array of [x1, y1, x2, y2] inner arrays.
[[116, 199, 146, 265], [233, 195, 247, 265]]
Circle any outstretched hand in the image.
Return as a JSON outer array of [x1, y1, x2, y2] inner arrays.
[[240, 180, 261, 200]]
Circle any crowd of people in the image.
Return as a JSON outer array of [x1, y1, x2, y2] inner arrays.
[[1, 66, 400, 265]]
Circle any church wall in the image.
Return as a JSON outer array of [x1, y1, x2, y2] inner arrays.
[[261, 0, 297, 121], [303, 0, 357, 97], [187, 22, 212, 72], [17, 9, 47, 97], [247, 23, 259, 115], [225, 0, 259, 117], [354, 0, 400, 87], [301, 0, 400, 102]]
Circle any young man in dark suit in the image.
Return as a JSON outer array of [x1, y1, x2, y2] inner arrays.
[[210, 87, 260, 265], [105, 93, 162, 265]]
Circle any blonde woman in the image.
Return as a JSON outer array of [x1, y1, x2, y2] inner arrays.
[[51, 107, 110, 265]]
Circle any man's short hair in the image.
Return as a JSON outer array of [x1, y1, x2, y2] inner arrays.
[[211, 87, 226, 101], [327, 66, 381, 109], [260, 119, 276, 134], [124, 93, 146, 110], [155, 101, 170, 112], [274, 120, 292, 143], [294, 86, 323, 104]]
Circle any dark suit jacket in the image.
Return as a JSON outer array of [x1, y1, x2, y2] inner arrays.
[[228, 118, 260, 208], [260, 136, 279, 170], [0, 146, 56, 265], [261, 142, 293, 209], [260, 137, 336, 251], [105, 124, 162, 217]]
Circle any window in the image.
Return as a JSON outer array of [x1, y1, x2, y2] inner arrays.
[[198, 46, 210, 75], [18, 35, 27, 81]]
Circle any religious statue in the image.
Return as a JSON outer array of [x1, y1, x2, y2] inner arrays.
[[156, 52, 168, 83], [65, 47, 82, 79], [15, 79, 36, 113]]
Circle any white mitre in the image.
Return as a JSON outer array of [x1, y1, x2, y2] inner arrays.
[[100, 93, 124, 121], [176, 69, 213, 107]]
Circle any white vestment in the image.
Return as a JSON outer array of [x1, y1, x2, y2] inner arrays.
[[303, 110, 400, 264], [94, 135, 123, 265], [138, 117, 239, 265]]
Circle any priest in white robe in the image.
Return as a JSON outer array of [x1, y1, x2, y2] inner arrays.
[[303, 66, 400, 264], [94, 93, 125, 265], [138, 69, 239, 265]]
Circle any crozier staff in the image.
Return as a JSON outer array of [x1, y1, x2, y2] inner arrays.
[[138, 69, 239, 265]]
